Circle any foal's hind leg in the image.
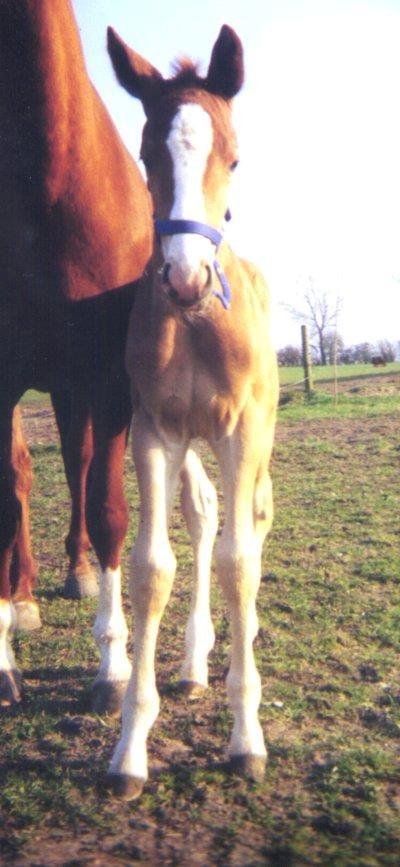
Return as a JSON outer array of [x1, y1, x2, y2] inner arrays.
[[214, 413, 274, 782], [108, 408, 187, 799], [178, 449, 217, 697]]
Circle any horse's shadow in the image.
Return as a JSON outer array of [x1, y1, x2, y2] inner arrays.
[[8, 665, 96, 716]]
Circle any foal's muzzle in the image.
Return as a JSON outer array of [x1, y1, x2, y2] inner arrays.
[[161, 261, 213, 308], [154, 219, 231, 310]]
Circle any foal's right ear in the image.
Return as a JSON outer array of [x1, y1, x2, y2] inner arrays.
[[107, 27, 163, 106]]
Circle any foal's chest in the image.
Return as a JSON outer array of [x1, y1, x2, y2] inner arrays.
[[134, 310, 250, 442]]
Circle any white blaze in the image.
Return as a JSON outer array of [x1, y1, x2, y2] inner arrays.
[[164, 103, 214, 274]]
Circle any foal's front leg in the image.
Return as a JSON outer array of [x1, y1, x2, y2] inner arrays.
[[214, 413, 274, 782], [108, 408, 187, 799], [179, 449, 217, 695]]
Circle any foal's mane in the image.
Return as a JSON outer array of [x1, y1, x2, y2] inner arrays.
[[167, 58, 208, 92]]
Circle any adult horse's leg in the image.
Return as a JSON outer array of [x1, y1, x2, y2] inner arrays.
[[214, 411, 275, 782], [10, 407, 41, 631], [87, 370, 133, 717], [107, 408, 187, 799], [0, 402, 23, 705], [51, 389, 98, 599], [178, 449, 217, 696]]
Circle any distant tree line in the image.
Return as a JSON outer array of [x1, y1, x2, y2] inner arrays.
[[283, 282, 399, 366], [278, 338, 398, 366]]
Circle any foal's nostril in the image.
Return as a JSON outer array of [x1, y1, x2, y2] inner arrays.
[[168, 287, 179, 302], [162, 263, 171, 285]]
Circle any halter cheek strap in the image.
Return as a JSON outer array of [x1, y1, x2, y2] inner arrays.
[[154, 218, 231, 310]]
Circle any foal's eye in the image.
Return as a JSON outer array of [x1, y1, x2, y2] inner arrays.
[[230, 160, 239, 172]]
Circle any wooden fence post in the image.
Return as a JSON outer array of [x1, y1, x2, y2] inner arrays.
[[301, 324, 314, 395]]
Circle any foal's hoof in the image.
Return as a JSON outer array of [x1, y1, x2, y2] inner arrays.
[[63, 568, 98, 600], [177, 679, 207, 700], [228, 754, 267, 783], [14, 600, 42, 632], [106, 773, 145, 801], [0, 670, 22, 707], [91, 680, 128, 717]]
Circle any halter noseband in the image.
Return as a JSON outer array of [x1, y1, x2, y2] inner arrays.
[[154, 218, 231, 310]]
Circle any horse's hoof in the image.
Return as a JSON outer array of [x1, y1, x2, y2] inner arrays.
[[228, 754, 267, 783], [91, 680, 128, 717], [14, 600, 42, 632], [177, 679, 207, 700], [63, 569, 98, 600], [106, 772, 145, 801], [0, 670, 22, 707]]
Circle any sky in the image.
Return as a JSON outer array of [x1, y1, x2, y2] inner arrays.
[[73, 0, 400, 351]]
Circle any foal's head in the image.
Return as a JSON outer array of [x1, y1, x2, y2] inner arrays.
[[108, 25, 244, 309]]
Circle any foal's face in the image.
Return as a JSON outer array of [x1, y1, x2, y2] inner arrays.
[[141, 94, 239, 307], [108, 24, 244, 308]]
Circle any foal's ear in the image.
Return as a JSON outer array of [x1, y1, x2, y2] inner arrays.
[[107, 27, 163, 106], [205, 25, 244, 99]]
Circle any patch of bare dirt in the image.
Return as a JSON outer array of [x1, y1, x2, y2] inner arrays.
[[321, 371, 400, 397]]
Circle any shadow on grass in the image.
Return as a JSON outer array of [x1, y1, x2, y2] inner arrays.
[[8, 666, 96, 716]]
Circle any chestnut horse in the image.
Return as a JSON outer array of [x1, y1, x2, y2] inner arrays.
[[0, 0, 152, 708], [106, 24, 279, 798]]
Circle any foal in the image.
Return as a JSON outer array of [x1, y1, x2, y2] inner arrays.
[[107, 24, 278, 799]]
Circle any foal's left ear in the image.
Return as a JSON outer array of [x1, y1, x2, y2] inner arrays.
[[205, 25, 244, 99], [107, 27, 163, 106]]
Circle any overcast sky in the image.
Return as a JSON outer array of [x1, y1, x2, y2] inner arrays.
[[73, 0, 400, 350]]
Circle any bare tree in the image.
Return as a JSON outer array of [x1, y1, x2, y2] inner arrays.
[[285, 281, 342, 365], [277, 345, 302, 366], [377, 339, 396, 363]]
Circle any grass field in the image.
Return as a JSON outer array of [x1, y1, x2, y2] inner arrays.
[[1, 368, 399, 865], [279, 361, 400, 385]]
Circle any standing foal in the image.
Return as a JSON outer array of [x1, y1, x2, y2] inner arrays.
[[107, 24, 278, 799]]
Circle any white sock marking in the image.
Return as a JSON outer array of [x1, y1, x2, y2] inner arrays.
[[0, 600, 18, 673], [92, 567, 131, 684]]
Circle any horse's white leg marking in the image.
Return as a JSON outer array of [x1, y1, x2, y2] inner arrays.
[[92, 566, 131, 686], [163, 104, 214, 285], [0, 599, 21, 703], [213, 421, 274, 771], [108, 409, 187, 793], [179, 449, 217, 689]]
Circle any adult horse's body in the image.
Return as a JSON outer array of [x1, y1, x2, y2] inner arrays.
[[106, 24, 279, 799], [0, 0, 152, 707]]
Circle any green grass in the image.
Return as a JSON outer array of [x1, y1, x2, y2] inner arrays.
[[279, 360, 400, 385], [1, 375, 399, 864]]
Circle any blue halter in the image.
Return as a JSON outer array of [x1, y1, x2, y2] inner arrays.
[[154, 218, 231, 310]]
